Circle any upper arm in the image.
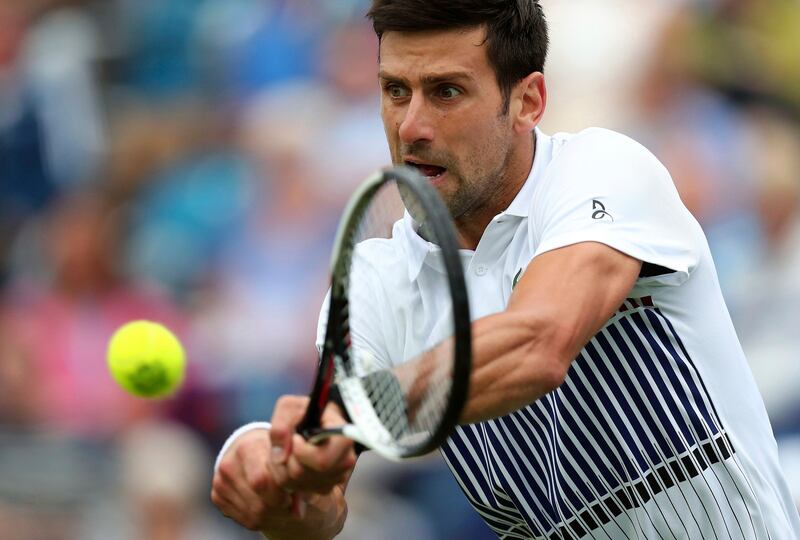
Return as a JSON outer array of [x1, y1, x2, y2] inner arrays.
[[512, 129, 701, 381], [507, 241, 642, 377]]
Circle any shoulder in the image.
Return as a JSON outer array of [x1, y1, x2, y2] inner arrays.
[[539, 127, 673, 199], [551, 127, 664, 169]]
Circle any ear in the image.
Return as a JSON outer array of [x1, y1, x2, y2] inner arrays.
[[510, 72, 546, 134]]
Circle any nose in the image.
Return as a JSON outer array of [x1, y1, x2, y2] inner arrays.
[[398, 94, 434, 145]]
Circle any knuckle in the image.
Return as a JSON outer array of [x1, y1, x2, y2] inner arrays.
[[217, 461, 236, 483], [250, 471, 272, 492], [269, 423, 286, 440], [341, 451, 357, 470], [233, 444, 248, 462], [210, 489, 223, 508], [238, 437, 265, 458], [288, 464, 305, 483], [212, 475, 228, 494]]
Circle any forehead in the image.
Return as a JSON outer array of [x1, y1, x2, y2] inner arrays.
[[378, 26, 491, 79]]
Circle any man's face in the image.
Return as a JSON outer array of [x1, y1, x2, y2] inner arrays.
[[379, 27, 516, 221]]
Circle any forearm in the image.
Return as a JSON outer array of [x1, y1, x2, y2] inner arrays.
[[459, 310, 569, 424], [392, 311, 569, 426], [459, 243, 641, 424]]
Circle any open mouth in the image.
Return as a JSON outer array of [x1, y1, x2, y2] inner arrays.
[[405, 161, 447, 181]]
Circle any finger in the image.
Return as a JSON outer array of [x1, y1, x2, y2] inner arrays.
[[267, 451, 295, 493], [214, 458, 248, 500], [215, 492, 270, 532], [220, 445, 290, 517], [241, 445, 292, 509], [291, 433, 356, 475], [216, 464, 293, 531], [283, 453, 347, 494], [211, 484, 251, 526], [270, 396, 309, 464]]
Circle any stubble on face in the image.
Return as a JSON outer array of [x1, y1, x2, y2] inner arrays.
[[393, 105, 513, 223]]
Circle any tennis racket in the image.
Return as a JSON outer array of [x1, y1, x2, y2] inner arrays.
[[296, 165, 471, 460]]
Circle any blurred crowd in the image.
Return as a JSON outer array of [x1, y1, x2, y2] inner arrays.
[[0, 0, 798, 539]]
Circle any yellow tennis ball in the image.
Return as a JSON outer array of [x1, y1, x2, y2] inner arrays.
[[107, 320, 186, 399]]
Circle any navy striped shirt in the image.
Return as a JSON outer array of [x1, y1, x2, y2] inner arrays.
[[326, 129, 800, 538]]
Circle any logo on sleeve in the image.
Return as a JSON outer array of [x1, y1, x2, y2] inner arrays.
[[592, 200, 613, 222], [512, 268, 523, 290]]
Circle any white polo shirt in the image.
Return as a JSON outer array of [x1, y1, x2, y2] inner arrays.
[[220, 128, 799, 539], [318, 128, 800, 539]]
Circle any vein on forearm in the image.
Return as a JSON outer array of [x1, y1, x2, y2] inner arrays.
[[459, 309, 569, 424]]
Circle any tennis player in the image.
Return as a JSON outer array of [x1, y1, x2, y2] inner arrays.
[[211, 1, 800, 538]]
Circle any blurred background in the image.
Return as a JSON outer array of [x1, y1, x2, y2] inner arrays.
[[0, 0, 798, 538]]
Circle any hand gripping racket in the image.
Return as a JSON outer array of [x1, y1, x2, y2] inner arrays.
[[296, 165, 471, 460]]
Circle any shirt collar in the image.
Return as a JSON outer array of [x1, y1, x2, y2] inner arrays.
[[502, 127, 551, 218], [399, 213, 435, 282], [401, 127, 552, 281]]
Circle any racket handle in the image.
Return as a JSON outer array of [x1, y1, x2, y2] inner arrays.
[[296, 406, 321, 438], [297, 381, 351, 432]]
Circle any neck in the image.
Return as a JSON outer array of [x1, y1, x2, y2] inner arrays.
[[454, 132, 536, 250]]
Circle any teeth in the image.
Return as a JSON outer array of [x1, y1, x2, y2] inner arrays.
[[405, 161, 445, 179]]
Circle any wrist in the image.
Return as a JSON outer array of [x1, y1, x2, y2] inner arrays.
[[215, 421, 272, 471]]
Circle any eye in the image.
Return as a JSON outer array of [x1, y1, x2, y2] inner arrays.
[[438, 85, 462, 100], [385, 84, 409, 99]]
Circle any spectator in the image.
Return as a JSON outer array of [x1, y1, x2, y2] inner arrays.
[[4, 190, 185, 436]]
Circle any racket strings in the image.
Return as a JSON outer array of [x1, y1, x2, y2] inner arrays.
[[342, 180, 457, 451]]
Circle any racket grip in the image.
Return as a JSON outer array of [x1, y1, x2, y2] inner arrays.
[[296, 406, 320, 437]]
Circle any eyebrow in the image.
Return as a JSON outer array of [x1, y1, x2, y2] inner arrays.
[[378, 70, 474, 85]]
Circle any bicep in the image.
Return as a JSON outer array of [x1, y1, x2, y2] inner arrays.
[[508, 241, 642, 367]]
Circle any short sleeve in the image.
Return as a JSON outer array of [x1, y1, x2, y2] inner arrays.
[[530, 128, 701, 287]]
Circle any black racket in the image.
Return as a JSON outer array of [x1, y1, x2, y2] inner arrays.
[[296, 165, 471, 459]]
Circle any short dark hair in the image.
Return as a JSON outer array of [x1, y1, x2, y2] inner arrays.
[[367, 0, 549, 111]]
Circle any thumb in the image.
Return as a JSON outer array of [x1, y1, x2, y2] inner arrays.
[[270, 395, 309, 464], [269, 425, 292, 465]]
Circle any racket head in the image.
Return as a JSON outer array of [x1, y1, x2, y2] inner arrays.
[[301, 166, 471, 459]]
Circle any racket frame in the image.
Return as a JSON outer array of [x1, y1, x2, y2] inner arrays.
[[297, 166, 471, 460]]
